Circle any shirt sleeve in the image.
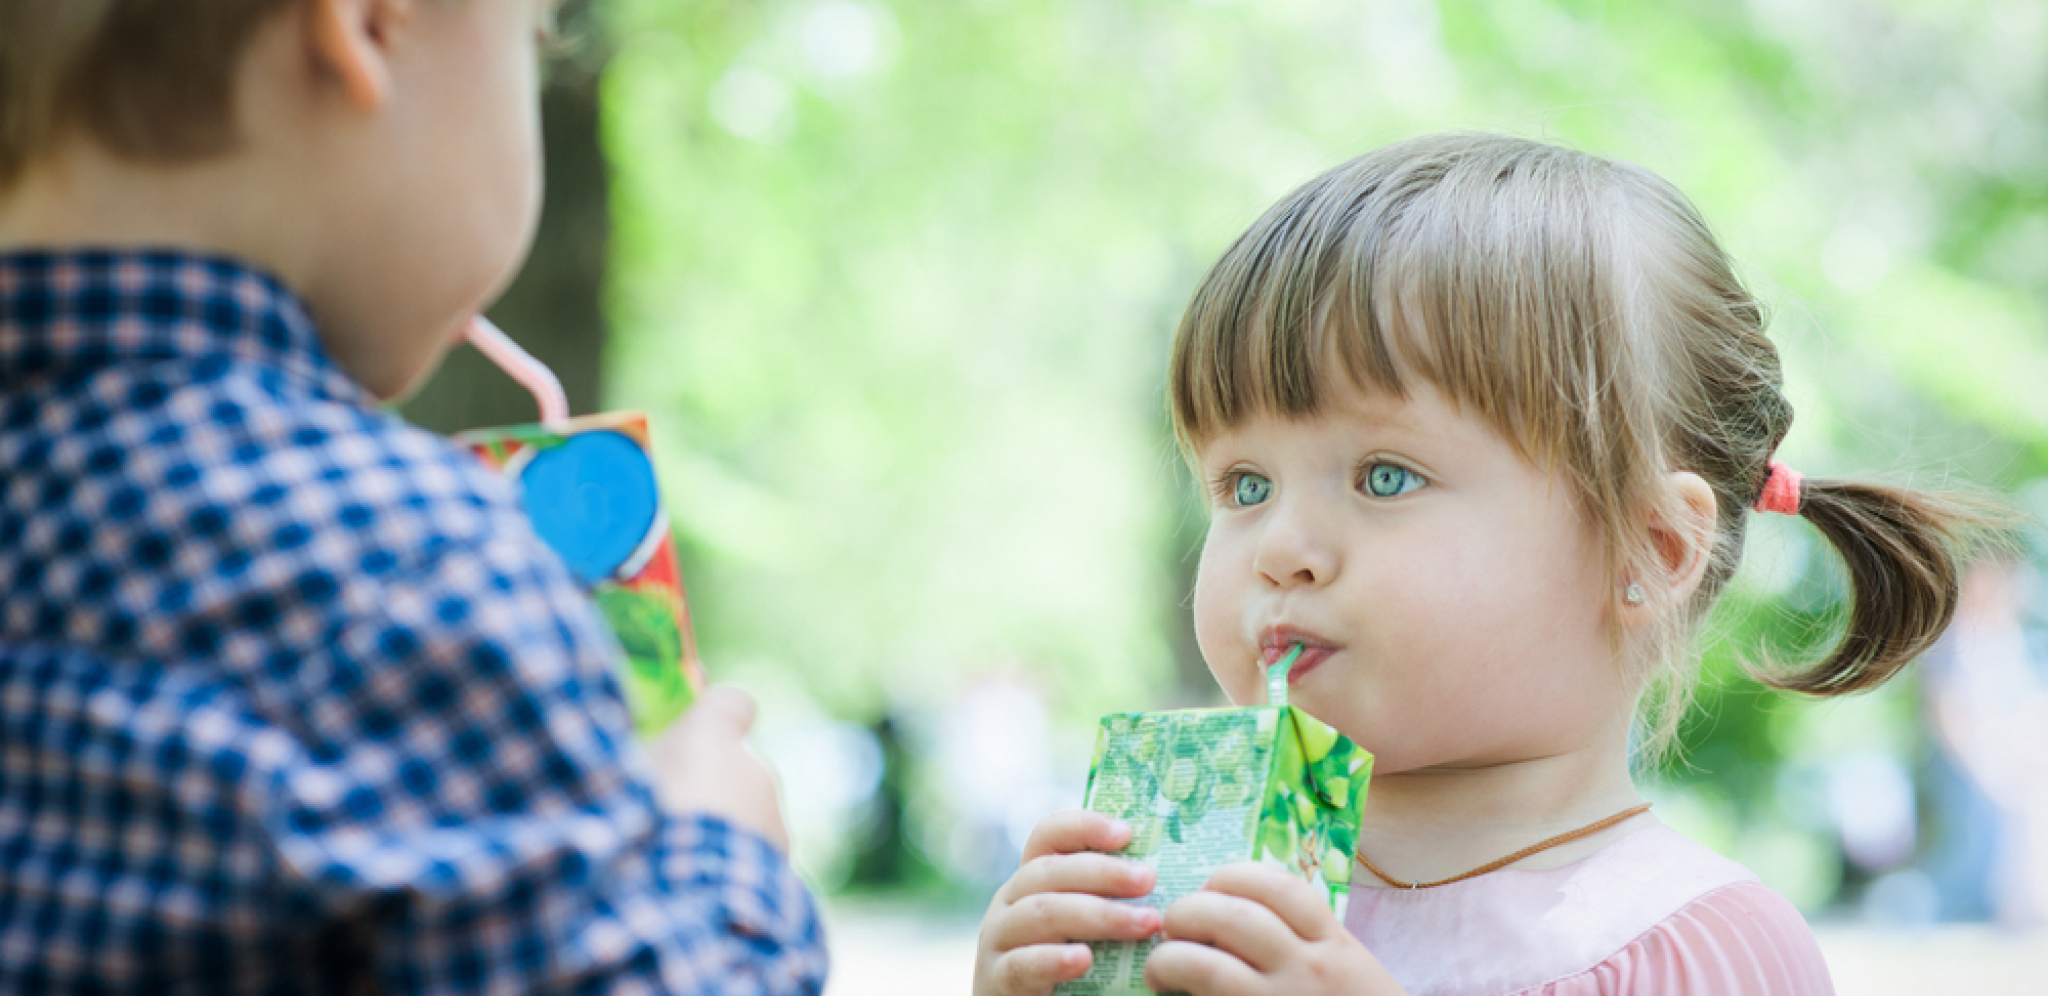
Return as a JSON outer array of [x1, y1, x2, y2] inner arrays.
[[259, 522, 828, 995], [1533, 882, 1834, 996]]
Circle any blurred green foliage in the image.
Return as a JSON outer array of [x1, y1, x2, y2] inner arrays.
[[586, 0, 2046, 902]]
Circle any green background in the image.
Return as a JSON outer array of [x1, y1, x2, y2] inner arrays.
[[406, 0, 2048, 917]]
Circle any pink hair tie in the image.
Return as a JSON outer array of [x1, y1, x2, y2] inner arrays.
[[1752, 460, 1804, 515]]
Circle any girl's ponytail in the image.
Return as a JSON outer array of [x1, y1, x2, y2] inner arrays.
[[1764, 478, 2007, 696]]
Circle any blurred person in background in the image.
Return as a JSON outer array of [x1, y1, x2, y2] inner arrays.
[[1922, 556, 2048, 926]]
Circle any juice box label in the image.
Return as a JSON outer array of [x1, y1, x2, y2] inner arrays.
[[460, 411, 704, 732], [1056, 706, 1371, 996]]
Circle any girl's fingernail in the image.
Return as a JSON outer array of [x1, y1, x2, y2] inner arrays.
[[1106, 818, 1130, 835]]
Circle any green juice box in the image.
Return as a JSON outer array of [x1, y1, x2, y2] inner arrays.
[[1055, 704, 1371, 996]]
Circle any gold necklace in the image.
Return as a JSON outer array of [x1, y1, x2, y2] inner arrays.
[[1355, 802, 1653, 890]]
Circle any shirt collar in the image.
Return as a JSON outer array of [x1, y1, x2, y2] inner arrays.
[[0, 247, 369, 403]]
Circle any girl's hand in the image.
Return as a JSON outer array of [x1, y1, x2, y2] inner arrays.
[[1145, 864, 1407, 996], [972, 810, 1164, 996]]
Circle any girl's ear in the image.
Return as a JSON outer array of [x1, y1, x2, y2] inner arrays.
[[1621, 471, 1717, 625]]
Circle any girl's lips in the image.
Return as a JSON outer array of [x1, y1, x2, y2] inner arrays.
[[1259, 636, 1339, 683], [1281, 645, 1334, 684]]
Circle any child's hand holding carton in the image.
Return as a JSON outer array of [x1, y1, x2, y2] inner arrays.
[[977, 650, 1376, 996]]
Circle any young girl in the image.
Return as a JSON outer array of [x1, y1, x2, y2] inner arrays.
[[972, 132, 1992, 996]]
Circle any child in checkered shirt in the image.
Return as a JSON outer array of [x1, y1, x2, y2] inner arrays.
[[0, 2, 823, 992]]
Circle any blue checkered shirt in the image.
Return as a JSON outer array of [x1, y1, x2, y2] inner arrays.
[[0, 250, 828, 994]]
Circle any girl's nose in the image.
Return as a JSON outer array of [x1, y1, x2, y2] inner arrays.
[[1251, 498, 1340, 589]]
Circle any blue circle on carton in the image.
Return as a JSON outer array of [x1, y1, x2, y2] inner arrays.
[[520, 430, 658, 585]]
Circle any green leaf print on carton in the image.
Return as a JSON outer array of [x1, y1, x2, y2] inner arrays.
[[1083, 709, 1260, 859], [595, 586, 691, 732], [1254, 709, 1372, 894]]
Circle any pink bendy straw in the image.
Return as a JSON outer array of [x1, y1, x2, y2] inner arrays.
[[464, 315, 570, 424]]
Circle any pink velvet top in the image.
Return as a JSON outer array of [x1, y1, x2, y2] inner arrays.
[[1343, 822, 1835, 995]]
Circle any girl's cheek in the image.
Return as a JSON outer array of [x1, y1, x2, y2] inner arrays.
[[1191, 541, 1258, 705], [1196, 549, 1236, 696]]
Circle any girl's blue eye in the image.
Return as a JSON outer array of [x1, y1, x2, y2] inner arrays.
[[1233, 472, 1274, 507], [1363, 463, 1422, 498]]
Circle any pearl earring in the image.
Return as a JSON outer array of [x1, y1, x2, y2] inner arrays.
[[1623, 583, 1646, 607]]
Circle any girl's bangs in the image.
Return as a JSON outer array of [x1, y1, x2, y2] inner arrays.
[[1169, 139, 1609, 479]]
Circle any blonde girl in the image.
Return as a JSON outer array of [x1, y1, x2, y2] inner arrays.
[[973, 132, 1991, 996]]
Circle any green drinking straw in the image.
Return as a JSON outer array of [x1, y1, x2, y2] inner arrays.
[[1267, 643, 1303, 708]]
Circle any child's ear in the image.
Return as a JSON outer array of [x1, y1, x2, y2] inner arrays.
[[303, 0, 415, 111], [1622, 471, 1717, 624]]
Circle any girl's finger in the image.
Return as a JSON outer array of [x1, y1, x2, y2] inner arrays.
[[1019, 810, 1133, 863], [987, 892, 1162, 952], [1202, 862, 1341, 942], [989, 944, 1093, 996], [997, 851, 1155, 905], [1144, 938, 1264, 996], [1161, 889, 1295, 974]]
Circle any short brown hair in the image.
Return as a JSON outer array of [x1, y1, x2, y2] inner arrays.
[[0, 0, 296, 187], [1170, 132, 2004, 756]]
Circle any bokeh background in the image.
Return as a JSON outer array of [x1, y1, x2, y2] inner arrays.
[[403, 0, 2048, 988]]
